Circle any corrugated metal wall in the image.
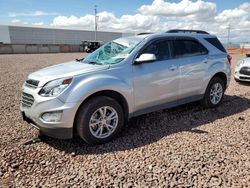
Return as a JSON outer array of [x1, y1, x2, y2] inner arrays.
[[0, 26, 11, 43], [8, 26, 124, 44]]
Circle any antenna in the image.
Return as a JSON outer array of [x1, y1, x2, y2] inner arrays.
[[226, 24, 231, 47], [94, 5, 98, 41]]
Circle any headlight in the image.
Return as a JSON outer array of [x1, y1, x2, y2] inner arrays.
[[236, 60, 245, 67], [39, 77, 72, 97]]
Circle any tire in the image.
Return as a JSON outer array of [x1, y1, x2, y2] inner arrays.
[[75, 96, 124, 145], [201, 77, 225, 108], [38, 131, 47, 139]]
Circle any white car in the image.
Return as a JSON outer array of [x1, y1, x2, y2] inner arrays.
[[235, 57, 250, 82]]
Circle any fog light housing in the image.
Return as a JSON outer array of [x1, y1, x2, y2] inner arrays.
[[41, 111, 62, 122]]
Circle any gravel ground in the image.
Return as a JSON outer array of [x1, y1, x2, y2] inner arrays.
[[0, 53, 249, 187]]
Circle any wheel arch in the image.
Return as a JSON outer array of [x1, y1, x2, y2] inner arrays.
[[201, 71, 229, 97], [201, 73, 227, 108], [73, 90, 129, 133], [211, 72, 228, 88]]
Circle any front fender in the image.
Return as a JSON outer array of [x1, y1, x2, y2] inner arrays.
[[59, 74, 133, 113]]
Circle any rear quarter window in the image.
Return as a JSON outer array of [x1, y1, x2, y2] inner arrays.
[[204, 38, 227, 53]]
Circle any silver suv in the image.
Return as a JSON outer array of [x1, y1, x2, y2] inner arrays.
[[21, 30, 231, 145]]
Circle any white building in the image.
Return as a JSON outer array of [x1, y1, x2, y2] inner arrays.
[[240, 42, 250, 49], [0, 25, 131, 44]]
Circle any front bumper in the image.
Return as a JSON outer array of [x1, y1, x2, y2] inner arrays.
[[21, 111, 73, 139], [20, 86, 80, 139], [234, 72, 250, 82]]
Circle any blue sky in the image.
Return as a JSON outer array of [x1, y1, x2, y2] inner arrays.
[[0, 0, 249, 42], [0, 0, 150, 23], [0, 0, 249, 25]]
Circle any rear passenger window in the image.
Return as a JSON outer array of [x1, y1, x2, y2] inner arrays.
[[173, 39, 208, 58], [142, 40, 171, 61]]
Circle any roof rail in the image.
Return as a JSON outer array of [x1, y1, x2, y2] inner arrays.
[[167, 29, 209, 34], [137, 32, 153, 35]]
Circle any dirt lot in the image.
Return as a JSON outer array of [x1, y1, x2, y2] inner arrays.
[[0, 53, 249, 187]]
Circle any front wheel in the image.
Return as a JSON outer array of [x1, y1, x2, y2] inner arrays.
[[75, 96, 124, 145], [201, 77, 225, 108]]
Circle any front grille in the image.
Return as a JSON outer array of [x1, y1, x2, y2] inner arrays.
[[239, 67, 250, 76], [21, 92, 34, 108], [239, 76, 250, 81], [25, 79, 39, 89]]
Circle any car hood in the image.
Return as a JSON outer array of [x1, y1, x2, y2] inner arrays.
[[243, 58, 250, 66], [28, 61, 110, 87]]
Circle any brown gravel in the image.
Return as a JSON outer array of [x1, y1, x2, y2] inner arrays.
[[0, 53, 249, 187]]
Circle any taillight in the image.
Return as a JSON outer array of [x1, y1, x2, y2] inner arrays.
[[62, 78, 73, 85], [227, 54, 232, 65]]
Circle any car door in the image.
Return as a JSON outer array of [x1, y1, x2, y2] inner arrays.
[[173, 38, 209, 100], [132, 38, 180, 113]]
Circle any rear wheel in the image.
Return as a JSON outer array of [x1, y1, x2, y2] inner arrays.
[[201, 77, 225, 108], [75, 96, 124, 145]]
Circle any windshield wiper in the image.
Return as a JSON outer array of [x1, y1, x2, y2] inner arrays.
[[75, 58, 84, 62], [85, 61, 102, 65], [76, 58, 102, 65]]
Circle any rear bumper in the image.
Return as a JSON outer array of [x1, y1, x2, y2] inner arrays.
[[21, 111, 73, 139]]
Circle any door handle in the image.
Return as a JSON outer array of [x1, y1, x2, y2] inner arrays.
[[169, 65, 177, 71]]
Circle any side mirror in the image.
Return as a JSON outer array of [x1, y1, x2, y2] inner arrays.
[[134, 53, 156, 64]]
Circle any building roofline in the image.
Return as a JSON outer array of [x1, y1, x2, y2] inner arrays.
[[0, 24, 134, 35]]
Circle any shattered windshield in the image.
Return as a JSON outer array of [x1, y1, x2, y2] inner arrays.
[[82, 36, 146, 65]]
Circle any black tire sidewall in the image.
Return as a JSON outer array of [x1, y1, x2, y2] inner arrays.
[[76, 96, 124, 145], [203, 77, 225, 108]]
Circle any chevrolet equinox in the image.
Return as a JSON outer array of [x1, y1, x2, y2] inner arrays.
[[21, 30, 231, 145]]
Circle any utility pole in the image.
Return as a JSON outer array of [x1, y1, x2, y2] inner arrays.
[[94, 5, 98, 41], [227, 24, 231, 47]]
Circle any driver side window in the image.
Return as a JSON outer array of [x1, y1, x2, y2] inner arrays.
[[142, 40, 171, 61]]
